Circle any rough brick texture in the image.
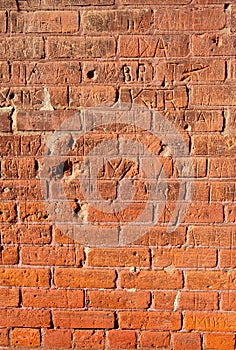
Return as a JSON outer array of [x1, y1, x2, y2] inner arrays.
[[0, 0, 235, 349]]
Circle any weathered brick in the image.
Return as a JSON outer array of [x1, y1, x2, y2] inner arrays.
[[140, 331, 170, 348], [119, 35, 190, 58], [0, 328, 8, 347], [53, 310, 114, 329], [1, 158, 37, 178], [54, 268, 116, 288], [211, 182, 236, 202], [0, 180, 44, 201], [208, 158, 236, 178], [74, 330, 105, 349], [82, 9, 151, 33], [221, 291, 236, 311], [0, 11, 6, 32], [192, 34, 236, 56], [0, 135, 20, 156], [0, 309, 50, 327], [69, 86, 117, 108], [130, 226, 186, 246], [232, 4, 236, 32], [1, 224, 51, 244], [186, 271, 236, 290], [153, 291, 177, 311], [204, 333, 236, 350], [21, 246, 83, 266], [173, 333, 201, 350], [178, 291, 219, 311], [192, 135, 236, 156], [120, 0, 190, 3], [0, 267, 50, 287], [0, 245, 18, 265], [0, 109, 11, 132], [173, 158, 207, 178], [153, 248, 216, 268], [119, 311, 181, 330], [43, 329, 72, 349], [0, 62, 10, 83], [107, 330, 136, 349], [185, 312, 236, 332], [10, 11, 79, 33], [12, 328, 40, 347], [0, 288, 19, 307], [120, 270, 183, 290], [19, 202, 49, 222], [220, 249, 236, 268], [0, 0, 114, 7], [188, 226, 236, 247], [227, 205, 236, 222], [191, 85, 236, 106], [87, 290, 150, 309], [155, 6, 225, 31], [0, 37, 44, 60], [0, 203, 17, 223], [47, 36, 116, 59], [87, 248, 150, 267]]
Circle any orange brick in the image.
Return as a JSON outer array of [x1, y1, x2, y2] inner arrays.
[[187, 226, 236, 247], [0, 328, 8, 347], [108, 330, 136, 349], [178, 291, 219, 311], [173, 333, 201, 350], [186, 271, 236, 290], [0, 245, 18, 265], [0, 203, 17, 223], [192, 33, 236, 56], [140, 331, 170, 348], [152, 248, 216, 268], [120, 270, 183, 290], [87, 290, 150, 309], [208, 158, 236, 178], [221, 292, 236, 310], [54, 268, 116, 288], [153, 291, 177, 311], [0, 288, 19, 307], [220, 249, 236, 268], [22, 289, 84, 308], [1, 224, 52, 244], [192, 85, 236, 106], [0, 267, 50, 287], [87, 248, 150, 267], [0, 309, 50, 327], [227, 205, 236, 222], [74, 330, 104, 349], [119, 311, 181, 330], [185, 312, 236, 331], [43, 329, 72, 349], [205, 333, 235, 349], [12, 328, 40, 347], [53, 310, 114, 329]]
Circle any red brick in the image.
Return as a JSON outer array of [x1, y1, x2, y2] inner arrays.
[[87, 290, 150, 309], [192, 33, 236, 56], [0, 0, 114, 7], [22, 288, 84, 308], [185, 312, 236, 331], [69, 86, 117, 107], [0, 180, 43, 201], [12, 328, 40, 347], [0, 109, 11, 132], [119, 311, 181, 330], [192, 135, 236, 156], [43, 329, 72, 349], [221, 291, 236, 310], [153, 291, 177, 311], [10, 11, 79, 33], [0, 309, 50, 327], [1, 158, 37, 178], [82, 9, 151, 33], [192, 85, 236, 106], [119, 35, 190, 58], [140, 331, 170, 348], [173, 333, 201, 350], [54, 268, 116, 288], [0, 203, 17, 223], [209, 158, 236, 178], [0, 245, 18, 265], [0, 135, 20, 156], [0, 11, 6, 32], [220, 249, 236, 268], [173, 158, 207, 178], [120, 0, 190, 3], [108, 330, 136, 349], [186, 271, 236, 290], [0, 267, 50, 287], [87, 248, 150, 267], [0, 329, 8, 347], [227, 205, 236, 222], [120, 270, 183, 290], [53, 310, 114, 329], [19, 202, 49, 222], [0, 62, 10, 83], [21, 246, 83, 266], [47, 36, 116, 59], [178, 291, 219, 311], [132, 226, 186, 246], [74, 330, 104, 349], [232, 5, 236, 32], [155, 6, 225, 31], [1, 224, 51, 244], [211, 182, 236, 202], [204, 333, 236, 349], [153, 248, 216, 268], [188, 226, 236, 247], [0, 288, 19, 307], [0, 37, 44, 60], [20, 135, 44, 156]]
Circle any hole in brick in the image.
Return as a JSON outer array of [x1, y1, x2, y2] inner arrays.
[[9, 92, 15, 99], [87, 70, 95, 79], [224, 3, 230, 9]]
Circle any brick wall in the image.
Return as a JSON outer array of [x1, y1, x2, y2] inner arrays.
[[0, 0, 236, 349]]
